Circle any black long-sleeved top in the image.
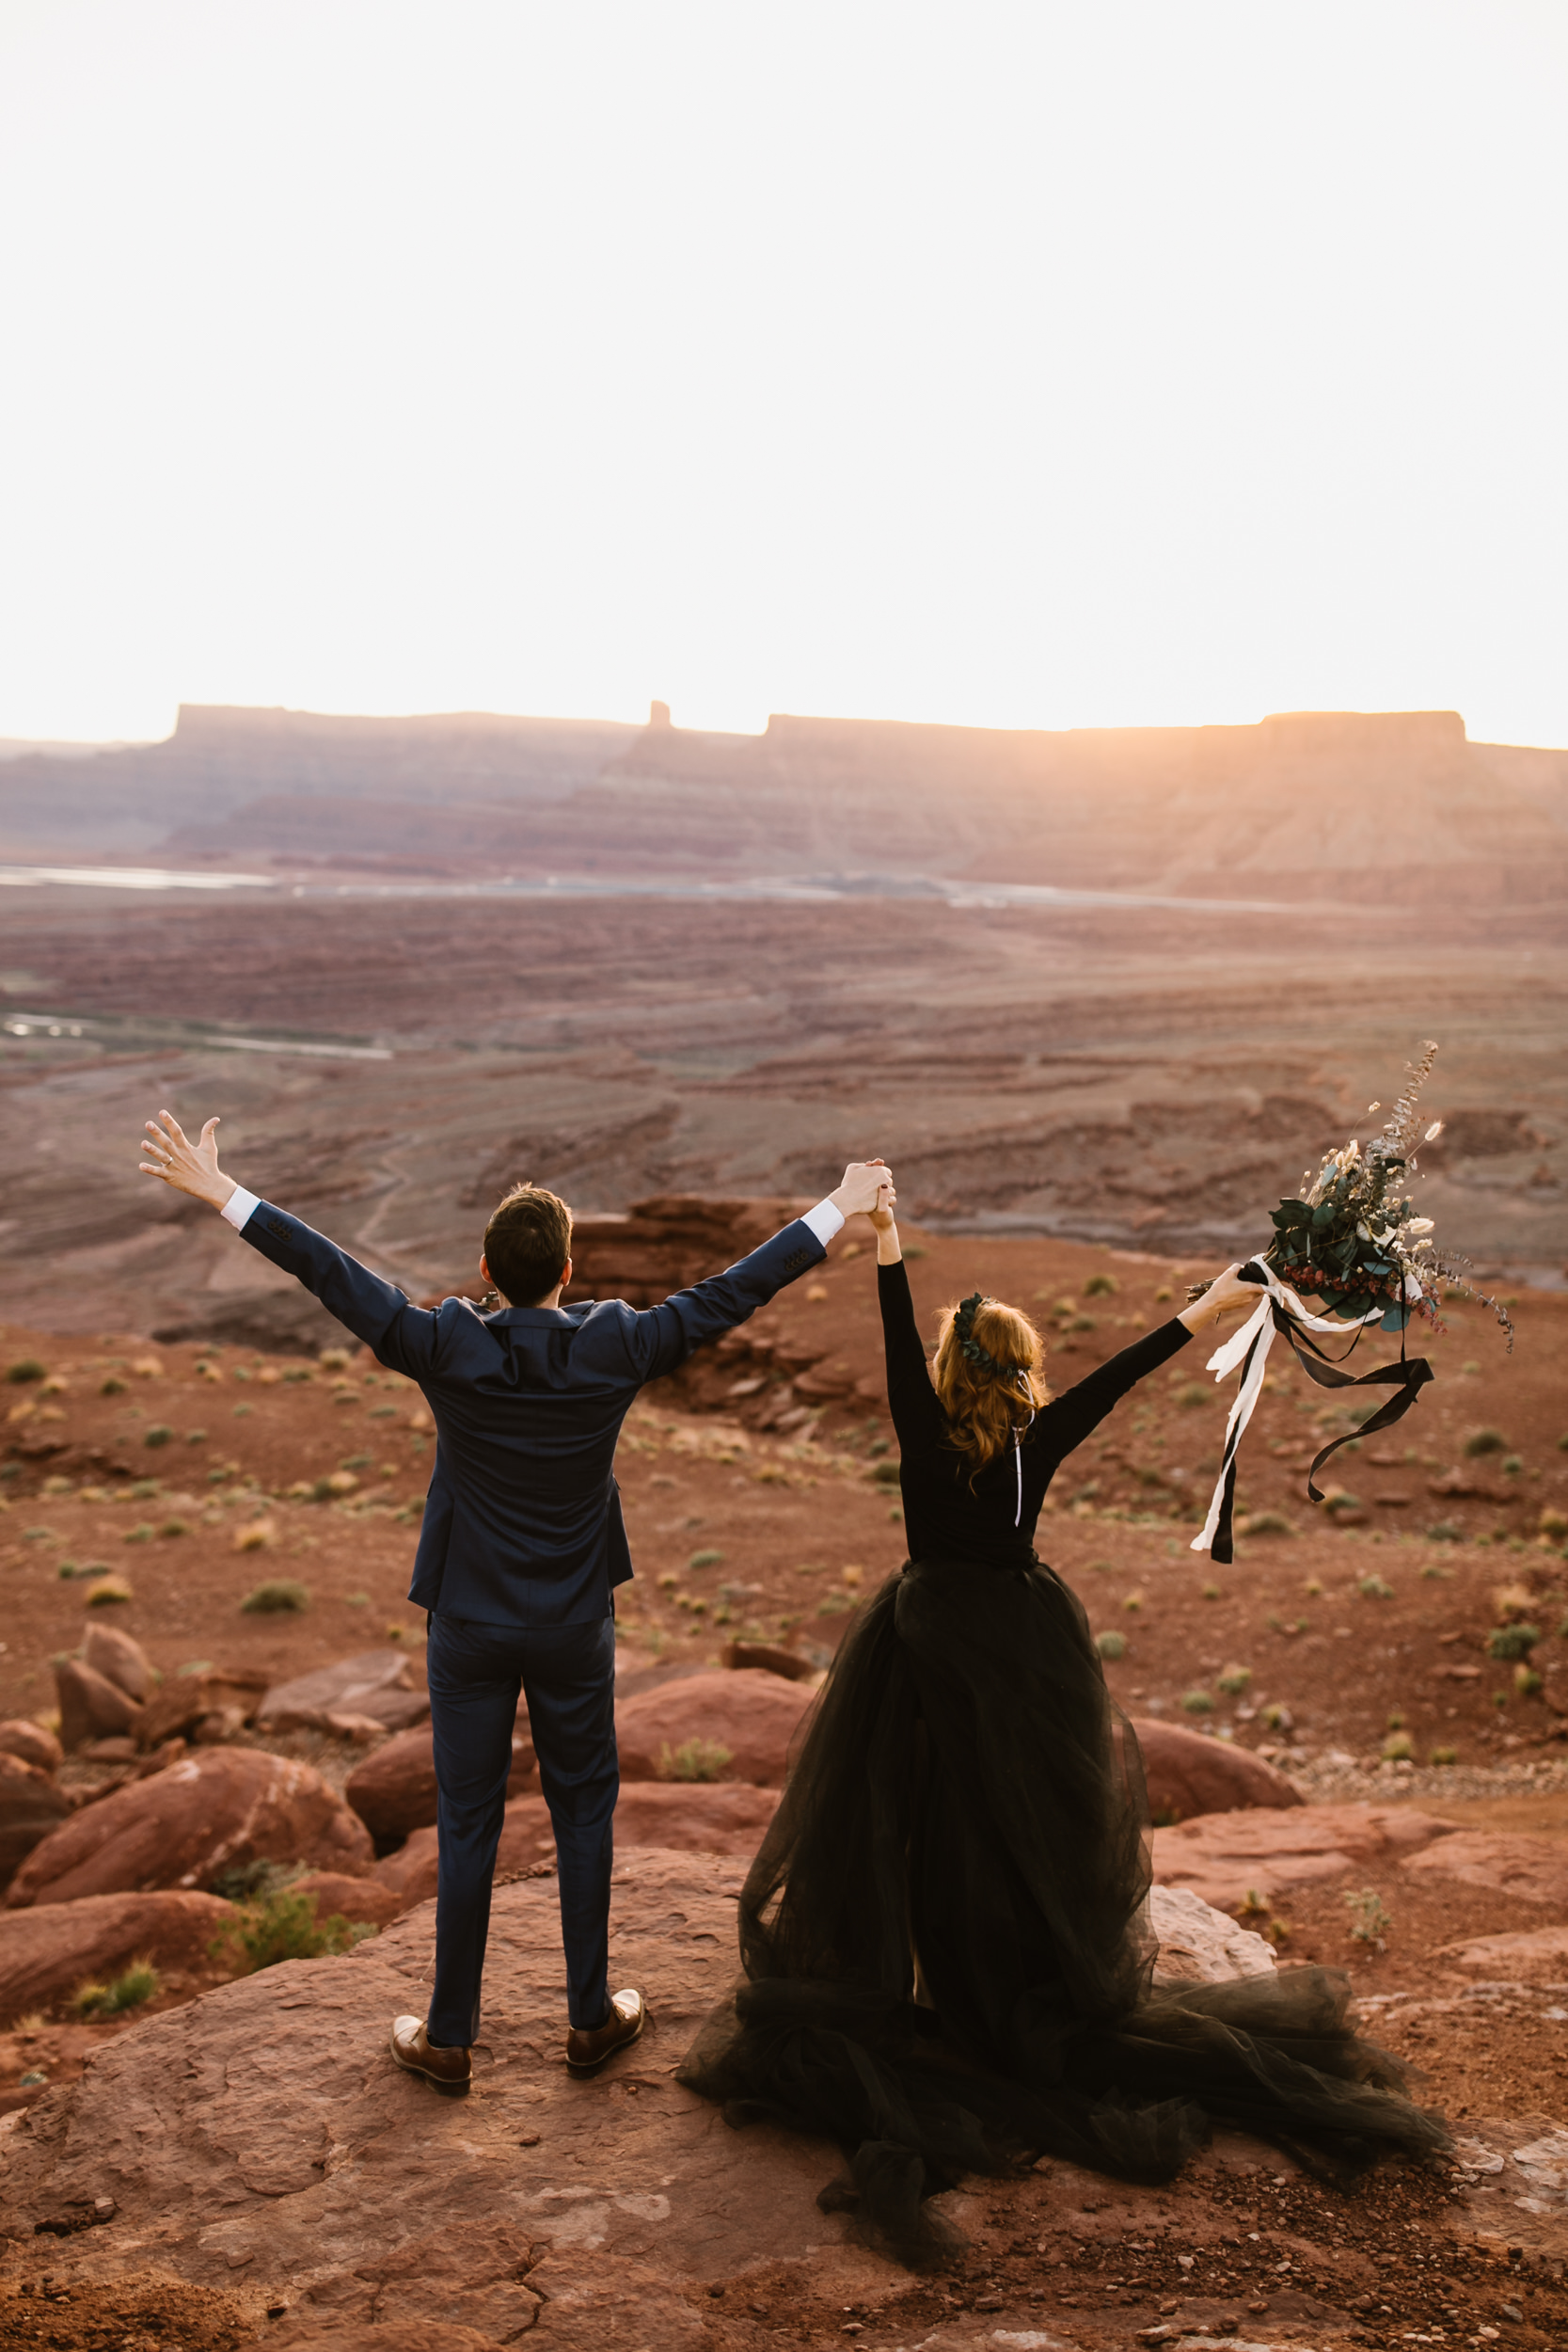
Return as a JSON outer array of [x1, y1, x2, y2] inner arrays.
[[878, 1258, 1193, 1568]]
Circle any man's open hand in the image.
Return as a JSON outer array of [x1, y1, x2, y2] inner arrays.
[[139, 1111, 235, 1211], [829, 1159, 895, 1219]]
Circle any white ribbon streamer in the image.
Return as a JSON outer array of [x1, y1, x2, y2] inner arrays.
[[1189, 1257, 1416, 1555]]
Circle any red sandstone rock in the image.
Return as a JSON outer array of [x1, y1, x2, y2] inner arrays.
[[80, 1623, 153, 1703], [1402, 1829, 1568, 1908], [615, 1669, 814, 1785], [0, 1720, 62, 1775], [1151, 1802, 1456, 1909], [0, 1887, 236, 2016], [6, 1746, 374, 1908], [137, 1665, 268, 1748], [0, 1754, 71, 1896], [1435, 1924, 1568, 1971], [293, 1870, 404, 1930], [1131, 1717, 1304, 1822], [345, 1724, 536, 1847], [258, 1647, 430, 1736], [718, 1641, 818, 1683], [54, 1658, 143, 1753], [615, 1780, 780, 1854]]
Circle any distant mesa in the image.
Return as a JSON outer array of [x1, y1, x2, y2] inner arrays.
[[1, 696, 1564, 909]]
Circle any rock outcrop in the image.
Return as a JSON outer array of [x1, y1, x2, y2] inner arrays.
[[0, 1849, 1365, 2344], [0, 1720, 63, 1776], [1402, 1828, 1568, 1908], [1147, 1883, 1276, 1984], [1132, 1717, 1303, 1821], [0, 1756, 71, 1896], [7, 1748, 373, 1908], [1150, 1802, 1456, 1909], [292, 1870, 404, 1931], [257, 1648, 430, 1737], [54, 1658, 143, 1753], [80, 1624, 153, 1703], [0, 1889, 236, 2018], [615, 1670, 813, 1785]]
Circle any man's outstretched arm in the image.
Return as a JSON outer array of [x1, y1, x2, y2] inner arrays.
[[619, 1160, 895, 1384], [139, 1110, 441, 1377]]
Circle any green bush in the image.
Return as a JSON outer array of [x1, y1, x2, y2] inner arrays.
[[211, 1888, 362, 1974], [1358, 1574, 1395, 1599], [1082, 1272, 1118, 1297], [1181, 1688, 1214, 1715], [1381, 1731, 1415, 1762], [143, 1425, 173, 1449], [870, 1459, 901, 1485], [1488, 1623, 1541, 1660], [1174, 1382, 1211, 1409], [1426, 1519, 1465, 1543], [71, 1960, 160, 2016], [655, 1738, 734, 1783], [241, 1580, 309, 1613], [1095, 1629, 1127, 1660], [688, 1548, 725, 1569], [1429, 1745, 1458, 1766], [100, 1375, 127, 1397], [1345, 1888, 1392, 1943], [1463, 1427, 1506, 1457], [5, 1359, 46, 1384], [1239, 1511, 1294, 1538], [1217, 1664, 1252, 1695]]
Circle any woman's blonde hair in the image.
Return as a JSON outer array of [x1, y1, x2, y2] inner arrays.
[[932, 1294, 1050, 1472]]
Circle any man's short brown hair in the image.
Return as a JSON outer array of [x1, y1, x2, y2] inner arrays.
[[483, 1184, 573, 1307]]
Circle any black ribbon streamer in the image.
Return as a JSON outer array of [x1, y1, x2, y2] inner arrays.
[[1208, 1265, 1433, 1565]]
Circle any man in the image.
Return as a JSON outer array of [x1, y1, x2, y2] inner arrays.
[[139, 1110, 894, 2094]]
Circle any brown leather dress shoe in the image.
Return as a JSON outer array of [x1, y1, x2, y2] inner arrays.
[[389, 2013, 471, 2096], [565, 1987, 647, 2076]]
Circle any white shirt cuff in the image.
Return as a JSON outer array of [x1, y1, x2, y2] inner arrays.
[[221, 1185, 261, 1232], [800, 1197, 846, 1247]]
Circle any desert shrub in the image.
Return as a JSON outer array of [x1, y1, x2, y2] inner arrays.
[[1381, 1731, 1415, 1762], [339, 1453, 374, 1470], [122, 1523, 152, 1546], [1358, 1574, 1395, 1599], [1181, 1688, 1213, 1715], [1488, 1622, 1540, 1661], [318, 1347, 352, 1371], [85, 1577, 134, 1607], [689, 1548, 725, 1569], [1095, 1629, 1127, 1660], [1082, 1272, 1118, 1297], [1429, 1745, 1458, 1766], [241, 1580, 309, 1613], [816, 1591, 854, 1616], [185, 1428, 207, 1444], [99, 1375, 127, 1397], [158, 1518, 189, 1539], [1540, 1508, 1568, 1540], [1238, 1511, 1294, 1538], [211, 1888, 361, 1974], [1174, 1383, 1210, 1409], [71, 1961, 160, 2017], [1201, 1581, 1222, 1600], [1514, 1663, 1544, 1697], [1463, 1427, 1506, 1457], [143, 1425, 173, 1449], [656, 1738, 733, 1783], [1259, 1702, 1293, 1732], [870, 1459, 901, 1485], [1121, 1588, 1145, 1613], [5, 1359, 46, 1384], [1345, 1888, 1391, 1944], [232, 1520, 276, 1553], [1425, 1520, 1465, 1543], [1217, 1663, 1252, 1695]]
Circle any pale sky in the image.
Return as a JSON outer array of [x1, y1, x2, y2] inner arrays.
[[1, 2, 1565, 748]]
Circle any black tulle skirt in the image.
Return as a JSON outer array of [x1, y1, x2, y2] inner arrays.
[[676, 1555, 1449, 2264]]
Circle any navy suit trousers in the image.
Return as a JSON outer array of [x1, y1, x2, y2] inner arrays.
[[425, 1610, 618, 2047]]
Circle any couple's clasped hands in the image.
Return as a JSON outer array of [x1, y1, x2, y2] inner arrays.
[[828, 1160, 896, 1225]]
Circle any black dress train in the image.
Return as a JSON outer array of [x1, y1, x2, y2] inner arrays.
[[677, 1261, 1449, 2261]]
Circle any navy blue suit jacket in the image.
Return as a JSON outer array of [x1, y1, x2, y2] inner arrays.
[[235, 1201, 828, 1628]]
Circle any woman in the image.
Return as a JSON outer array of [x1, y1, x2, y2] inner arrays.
[[679, 1178, 1448, 2261]]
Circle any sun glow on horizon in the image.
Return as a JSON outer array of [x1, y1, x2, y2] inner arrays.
[[1, 2, 1565, 751]]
